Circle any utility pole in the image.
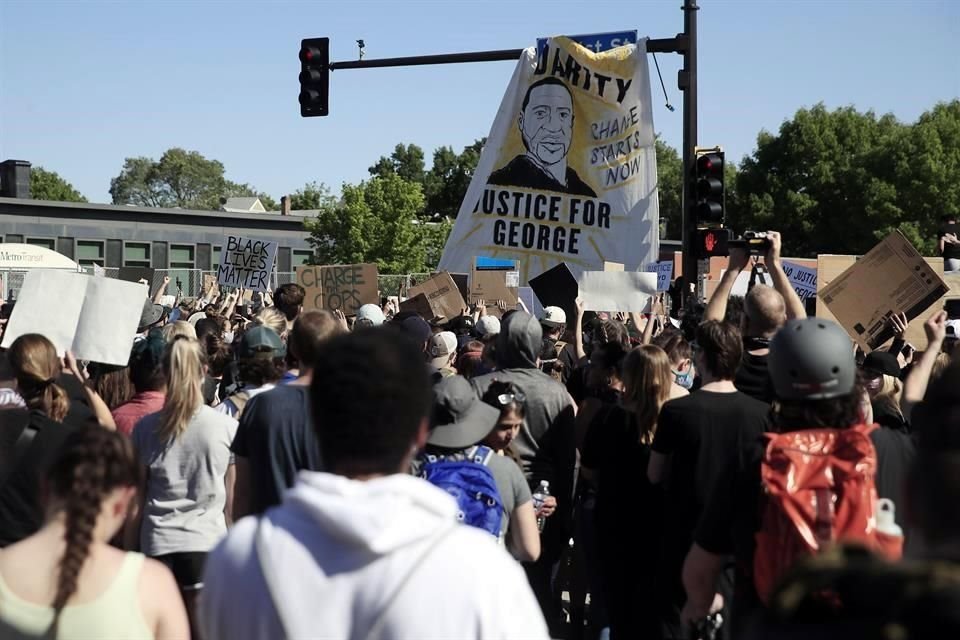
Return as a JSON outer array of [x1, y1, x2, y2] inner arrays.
[[680, 0, 699, 306]]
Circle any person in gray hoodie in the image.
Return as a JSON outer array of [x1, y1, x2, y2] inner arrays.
[[471, 311, 577, 635]]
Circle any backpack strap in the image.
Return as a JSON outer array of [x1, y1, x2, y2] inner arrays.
[[254, 516, 457, 640], [466, 445, 494, 466], [0, 413, 39, 492]]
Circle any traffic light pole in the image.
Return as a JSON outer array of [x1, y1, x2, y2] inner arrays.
[[680, 0, 699, 306]]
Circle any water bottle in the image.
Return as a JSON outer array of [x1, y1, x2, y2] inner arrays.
[[532, 481, 550, 532], [876, 498, 904, 557]]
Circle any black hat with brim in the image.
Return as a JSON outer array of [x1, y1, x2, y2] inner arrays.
[[428, 376, 501, 449]]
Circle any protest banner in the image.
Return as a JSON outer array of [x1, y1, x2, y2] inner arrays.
[[780, 261, 817, 299], [578, 271, 657, 312], [296, 263, 379, 315], [646, 261, 674, 292], [529, 262, 578, 323], [819, 231, 948, 352], [406, 272, 466, 321], [1, 271, 145, 366], [438, 36, 659, 285], [216, 235, 278, 292]]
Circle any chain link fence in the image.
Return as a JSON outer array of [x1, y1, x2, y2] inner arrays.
[[2, 268, 452, 304]]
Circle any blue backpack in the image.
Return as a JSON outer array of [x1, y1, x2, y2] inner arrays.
[[418, 446, 504, 539]]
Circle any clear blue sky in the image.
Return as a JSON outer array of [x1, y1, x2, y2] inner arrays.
[[1, 0, 957, 206]]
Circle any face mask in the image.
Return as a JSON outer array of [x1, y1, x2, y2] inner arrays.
[[223, 331, 235, 345], [673, 366, 695, 390]]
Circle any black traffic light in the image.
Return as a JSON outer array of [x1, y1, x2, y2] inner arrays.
[[695, 227, 731, 259], [299, 38, 329, 117], [694, 150, 725, 226]]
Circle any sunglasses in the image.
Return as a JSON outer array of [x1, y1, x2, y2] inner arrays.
[[497, 391, 526, 406]]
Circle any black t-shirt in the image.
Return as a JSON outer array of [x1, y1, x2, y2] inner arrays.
[[736, 348, 776, 404], [871, 426, 916, 528], [0, 410, 80, 547], [940, 224, 960, 259], [652, 390, 771, 599], [230, 385, 323, 515], [582, 405, 663, 554], [694, 424, 767, 632]]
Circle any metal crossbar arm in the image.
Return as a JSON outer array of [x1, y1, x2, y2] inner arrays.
[[328, 37, 685, 71]]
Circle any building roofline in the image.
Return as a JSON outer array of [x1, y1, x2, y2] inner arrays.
[[0, 197, 309, 227]]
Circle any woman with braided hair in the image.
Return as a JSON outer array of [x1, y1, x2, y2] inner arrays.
[[0, 427, 188, 639]]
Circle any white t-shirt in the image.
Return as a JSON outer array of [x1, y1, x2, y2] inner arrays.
[[214, 384, 275, 419]]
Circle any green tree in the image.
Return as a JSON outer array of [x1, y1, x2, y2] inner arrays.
[[109, 148, 271, 211], [289, 181, 337, 211], [423, 139, 485, 220], [29, 167, 87, 202], [368, 143, 427, 184], [654, 138, 682, 239], [305, 174, 433, 273], [732, 104, 906, 257], [885, 100, 960, 253]]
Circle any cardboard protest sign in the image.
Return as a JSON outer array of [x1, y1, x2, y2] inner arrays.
[[529, 262, 578, 323], [469, 268, 519, 310], [578, 271, 656, 312], [646, 261, 674, 292], [1, 271, 145, 366], [819, 231, 948, 352], [216, 235, 278, 292], [398, 293, 434, 320], [202, 274, 220, 300], [406, 272, 467, 321], [296, 264, 379, 315], [438, 36, 659, 285], [449, 273, 470, 305], [117, 266, 154, 285], [781, 261, 817, 299]]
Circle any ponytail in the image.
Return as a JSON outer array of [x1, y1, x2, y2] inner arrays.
[[8, 334, 70, 422], [47, 427, 139, 637], [157, 336, 206, 442]]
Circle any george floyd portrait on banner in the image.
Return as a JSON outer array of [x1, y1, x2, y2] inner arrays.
[[488, 78, 597, 197]]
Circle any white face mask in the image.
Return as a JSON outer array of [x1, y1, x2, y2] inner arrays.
[[223, 331, 235, 345]]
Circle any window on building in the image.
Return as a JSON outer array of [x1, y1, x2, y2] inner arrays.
[[168, 244, 196, 295], [75, 240, 105, 267], [212, 245, 223, 269], [26, 238, 56, 251], [124, 242, 151, 268], [291, 249, 312, 268]]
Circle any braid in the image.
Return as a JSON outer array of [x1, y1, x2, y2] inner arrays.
[[45, 428, 140, 637]]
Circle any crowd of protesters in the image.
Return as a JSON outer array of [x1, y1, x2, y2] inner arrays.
[[0, 228, 958, 639]]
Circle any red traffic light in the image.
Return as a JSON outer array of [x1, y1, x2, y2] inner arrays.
[[696, 153, 722, 174]]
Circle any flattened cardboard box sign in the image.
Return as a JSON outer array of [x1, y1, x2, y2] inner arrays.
[[296, 263, 379, 316], [405, 272, 467, 321], [819, 231, 948, 352]]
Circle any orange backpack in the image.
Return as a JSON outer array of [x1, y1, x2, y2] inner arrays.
[[753, 424, 903, 604]]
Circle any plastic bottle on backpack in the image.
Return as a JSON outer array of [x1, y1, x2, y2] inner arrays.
[[532, 481, 550, 532], [876, 498, 904, 554]]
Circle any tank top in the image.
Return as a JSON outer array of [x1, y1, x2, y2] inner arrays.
[[0, 552, 153, 640]]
